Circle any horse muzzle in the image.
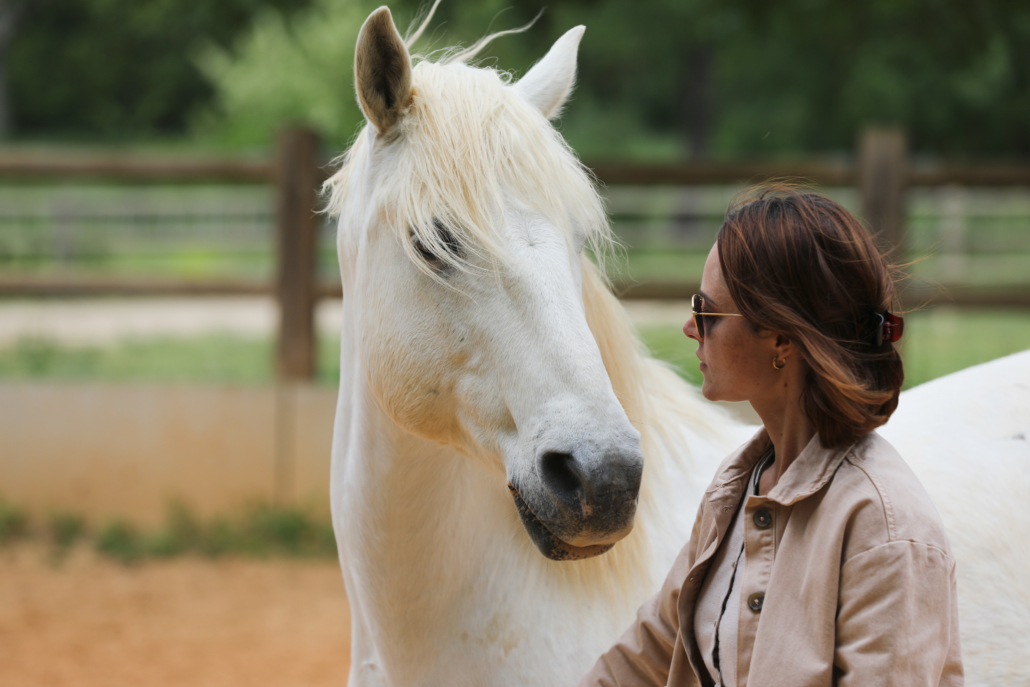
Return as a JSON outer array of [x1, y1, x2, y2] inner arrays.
[[507, 445, 644, 561]]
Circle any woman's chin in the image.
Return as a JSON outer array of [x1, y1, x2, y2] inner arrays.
[[700, 380, 716, 401]]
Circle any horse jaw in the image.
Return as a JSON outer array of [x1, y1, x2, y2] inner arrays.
[[513, 25, 585, 119]]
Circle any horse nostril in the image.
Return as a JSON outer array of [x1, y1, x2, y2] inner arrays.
[[539, 451, 585, 504]]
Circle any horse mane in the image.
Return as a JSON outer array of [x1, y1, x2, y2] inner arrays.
[[324, 41, 612, 282]]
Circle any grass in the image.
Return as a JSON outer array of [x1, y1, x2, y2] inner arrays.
[[0, 333, 339, 386], [0, 309, 1027, 390], [0, 500, 337, 564], [899, 308, 1030, 388]]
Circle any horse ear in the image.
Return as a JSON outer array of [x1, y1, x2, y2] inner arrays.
[[355, 6, 412, 136], [513, 25, 585, 120]]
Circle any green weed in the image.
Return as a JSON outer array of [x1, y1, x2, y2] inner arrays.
[[0, 499, 29, 544], [49, 512, 86, 548], [82, 502, 338, 564], [95, 520, 145, 563]]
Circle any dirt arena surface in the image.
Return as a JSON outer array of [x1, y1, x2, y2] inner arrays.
[[0, 543, 351, 687]]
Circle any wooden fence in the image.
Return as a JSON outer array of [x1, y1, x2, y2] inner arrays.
[[1, 126, 1029, 380]]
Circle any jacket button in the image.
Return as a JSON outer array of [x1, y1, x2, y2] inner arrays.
[[748, 592, 765, 612], [753, 509, 772, 529]]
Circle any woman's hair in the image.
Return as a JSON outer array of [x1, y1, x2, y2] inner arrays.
[[716, 184, 904, 448]]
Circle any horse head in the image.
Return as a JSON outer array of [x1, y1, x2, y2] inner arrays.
[[329, 7, 643, 561]]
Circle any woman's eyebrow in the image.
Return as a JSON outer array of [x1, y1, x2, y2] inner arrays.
[[698, 289, 717, 309]]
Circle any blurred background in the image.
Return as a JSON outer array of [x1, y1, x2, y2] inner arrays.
[[0, 1, 1028, 684]]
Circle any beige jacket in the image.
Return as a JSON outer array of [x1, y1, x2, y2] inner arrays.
[[580, 430, 962, 687]]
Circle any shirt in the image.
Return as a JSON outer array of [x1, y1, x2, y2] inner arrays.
[[695, 449, 771, 686]]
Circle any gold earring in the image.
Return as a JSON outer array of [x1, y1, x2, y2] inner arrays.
[[773, 356, 786, 370]]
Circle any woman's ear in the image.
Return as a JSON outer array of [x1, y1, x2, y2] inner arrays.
[[773, 333, 796, 359]]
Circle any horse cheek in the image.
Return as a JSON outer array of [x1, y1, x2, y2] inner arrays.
[[364, 330, 458, 443]]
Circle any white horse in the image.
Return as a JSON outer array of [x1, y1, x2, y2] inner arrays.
[[327, 7, 1030, 686]]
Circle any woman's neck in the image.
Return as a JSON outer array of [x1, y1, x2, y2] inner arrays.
[[750, 363, 816, 494]]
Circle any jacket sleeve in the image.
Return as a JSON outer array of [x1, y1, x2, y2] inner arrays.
[[577, 550, 689, 687], [834, 541, 963, 687]]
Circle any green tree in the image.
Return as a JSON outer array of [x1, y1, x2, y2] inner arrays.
[[195, 0, 382, 148], [194, 0, 568, 149], [6, 0, 313, 140], [545, 0, 1030, 158], [704, 0, 1030, 156]]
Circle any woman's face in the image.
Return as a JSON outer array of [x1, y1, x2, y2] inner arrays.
[[683, 243, 782, 403]]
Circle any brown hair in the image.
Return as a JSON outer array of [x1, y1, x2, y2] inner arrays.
[[716, 184, 904, 448]]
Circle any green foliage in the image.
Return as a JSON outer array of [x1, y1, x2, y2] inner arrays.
[[233, 503, 338, 557], [0, 498, 29, 544], [195, 0, 381, 148], [696, 0, 1030, 157], [90, 503, 336, 564], [95, 519, 144, 563], [195, 0, 1030, 157], [48, 512, 86, 550], [6, 0, 1030, 155], [7, 0, 314, 140]]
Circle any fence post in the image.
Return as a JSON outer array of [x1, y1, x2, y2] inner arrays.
[[859, 128, 907, 257], [274, 126, 320, 381]]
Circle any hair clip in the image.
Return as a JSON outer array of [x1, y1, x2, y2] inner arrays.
[[872, 311, 904, 347]]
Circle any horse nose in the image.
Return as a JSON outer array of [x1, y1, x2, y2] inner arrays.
[[537, 447, 643, 531], [539, 451, 588, 509]]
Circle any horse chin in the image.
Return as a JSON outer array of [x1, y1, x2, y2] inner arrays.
[[509, 488, 617, 561]]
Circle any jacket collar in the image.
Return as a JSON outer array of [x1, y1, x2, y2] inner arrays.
[[707, 427, 857, 507]]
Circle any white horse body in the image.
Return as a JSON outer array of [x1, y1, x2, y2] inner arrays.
[[880, 351, 1030, 683], [330, 8, 1029, 686]]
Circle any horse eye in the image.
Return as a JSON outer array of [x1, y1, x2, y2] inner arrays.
[[413, 236, 440, 263], [412, 219, 461, 268]]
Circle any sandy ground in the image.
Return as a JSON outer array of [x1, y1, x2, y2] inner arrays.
[[0, 297, 693, 346], [0, 543, 351, 687]]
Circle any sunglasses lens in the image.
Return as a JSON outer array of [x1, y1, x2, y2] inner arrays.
[[692, 295, 704, 338]]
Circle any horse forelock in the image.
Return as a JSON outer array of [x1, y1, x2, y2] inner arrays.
[[324, 54, 611, 281]]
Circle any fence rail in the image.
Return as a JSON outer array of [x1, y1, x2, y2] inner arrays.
[[2, 126, 1029, 379], [0, 155, 276, 184], [592, 161, 1030, 188]]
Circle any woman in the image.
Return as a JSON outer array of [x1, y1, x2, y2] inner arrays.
[[580, 186, 962, 687]]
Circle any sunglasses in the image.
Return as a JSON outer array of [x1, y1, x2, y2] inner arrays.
[[691, 294, 743, 339]]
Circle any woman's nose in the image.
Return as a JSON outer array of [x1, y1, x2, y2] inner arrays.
[[683, 317, 701, 342]]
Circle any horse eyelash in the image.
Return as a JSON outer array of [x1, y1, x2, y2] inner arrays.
[[411, 219, 462, 267]]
